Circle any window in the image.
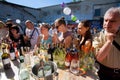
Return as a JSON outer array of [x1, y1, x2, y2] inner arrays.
[[94, 8, 101, 17]]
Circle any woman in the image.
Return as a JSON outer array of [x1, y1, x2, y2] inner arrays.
[[9, 25, 26, 48], [36, 23, 54, 61], [54, 17, 73, 49], [77, 20, 93, 74], [37, 23, 52, 47], [77, 20, 94, 75], [77, 20, 92, 52]]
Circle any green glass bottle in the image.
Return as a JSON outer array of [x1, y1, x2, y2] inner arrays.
[[1, 47, 11, 69]]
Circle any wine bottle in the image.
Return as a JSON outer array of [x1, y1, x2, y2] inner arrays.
[[19, 47, 24, 63], [1, 47, 11, 69], [47, 44, 55, 61], [71, 44, 79, 60], [9, 43, 16, 60], [14, 45, 19, 59]]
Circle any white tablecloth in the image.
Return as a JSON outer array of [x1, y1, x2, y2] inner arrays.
[[0, 60, 19, 80], [0, 59, 99, 80]]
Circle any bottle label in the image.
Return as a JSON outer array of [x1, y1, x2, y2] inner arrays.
[[10, 52, 15, 60], [2, 58, 10, 65]]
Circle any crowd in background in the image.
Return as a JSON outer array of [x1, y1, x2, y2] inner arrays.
[[0, 17, 101, 50]]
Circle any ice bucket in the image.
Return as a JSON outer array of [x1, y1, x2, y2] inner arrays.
[[31, 61, 57, 80]]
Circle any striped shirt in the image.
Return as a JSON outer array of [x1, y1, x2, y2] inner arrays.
[[93, 29, 120, 68]]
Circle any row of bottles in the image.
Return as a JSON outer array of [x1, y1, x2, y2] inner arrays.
[[34, 43, 57, 62], [0, 42, 30, 79], [0, 38, 25, 69]]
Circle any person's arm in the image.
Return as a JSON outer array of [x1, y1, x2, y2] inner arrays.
[[84, 39, 92, 53], [96, 41, 112, 62], [96, 32, 115, 62], [52, 33, 60, 44], [64, 36, 72, 49]]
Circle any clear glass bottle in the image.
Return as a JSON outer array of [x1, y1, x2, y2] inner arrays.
[[70, 51, 79, 75], [69, 45, 80, 75], [19, 61, 30, 80]]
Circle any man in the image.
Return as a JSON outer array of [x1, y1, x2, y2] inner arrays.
[[25, 20, 39, 49], [93, 7, 120, 80]]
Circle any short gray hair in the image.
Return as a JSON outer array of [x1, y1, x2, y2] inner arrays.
[[105, 7, 120, 17], [25, 20, 33, 25]]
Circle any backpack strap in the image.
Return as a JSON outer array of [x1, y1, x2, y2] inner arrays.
[[29, 28, 39, 39], [29, 28, 35, 39], [34, 28, 39, 35], [112, 40, 120, 51]]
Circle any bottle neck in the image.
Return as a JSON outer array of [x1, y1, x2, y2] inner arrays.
[[19, 47, 24, 56], [20, 62, 25, 69], [2, 48, 7, 53]]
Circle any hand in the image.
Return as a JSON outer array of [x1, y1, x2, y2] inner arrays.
[[24, 36, 29, 41], [52, 34, 59, 44], [105, 32, 116, 42]]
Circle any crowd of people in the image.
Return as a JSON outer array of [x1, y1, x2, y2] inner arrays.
[[0, 7, 120, 80], [0, 15, 99, 51]]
